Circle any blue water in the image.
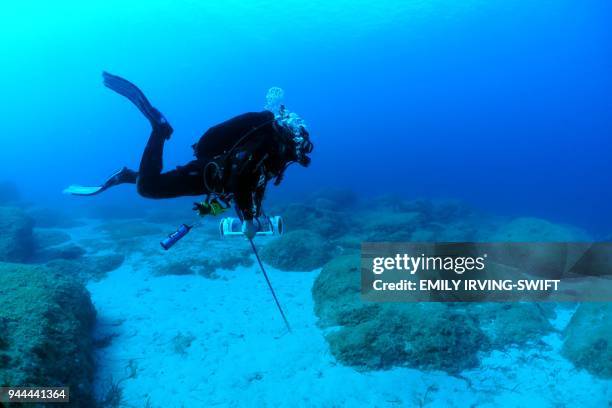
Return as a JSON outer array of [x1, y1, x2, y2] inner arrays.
[[1, 0, 611, 232], [1, 2, 611, 406]]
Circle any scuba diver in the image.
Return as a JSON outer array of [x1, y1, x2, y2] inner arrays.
[[65, 72, 313, 239]]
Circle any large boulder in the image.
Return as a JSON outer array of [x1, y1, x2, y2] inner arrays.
[[312, 255, 380, 327], [260, 230, 335, 271], [313, 255, 488, 374], [0, 263, 96, 406], [313, 254, 556, 374], [562, 303, 612, 378], [0, 206, 34, 262], [326, 304, 487, 373]]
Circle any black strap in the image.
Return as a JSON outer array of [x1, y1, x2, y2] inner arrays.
[[224, 119, 276, 160]]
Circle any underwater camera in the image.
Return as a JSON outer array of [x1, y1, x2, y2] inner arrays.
[[219, 216, 284, 238]]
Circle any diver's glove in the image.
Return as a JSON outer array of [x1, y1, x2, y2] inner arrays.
[[241, 219, 258, 239], [193, 202, 211, 216], [193, 199, 228, 217]]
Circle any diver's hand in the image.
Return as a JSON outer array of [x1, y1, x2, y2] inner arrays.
[[193, 202, 210, 216], [241, 219, 257, 239]]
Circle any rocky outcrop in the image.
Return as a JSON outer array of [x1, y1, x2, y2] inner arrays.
[[313, 255, 487, 373], [0, 206, 34, 262], [562, 303, 612, 378], [313, 254, 555, 374], [326, 304, 487, 373], [0, 262, 96, 406], [312, 255, 378, 328]]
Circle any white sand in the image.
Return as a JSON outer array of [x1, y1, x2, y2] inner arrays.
[[83, 229, 611, 407]]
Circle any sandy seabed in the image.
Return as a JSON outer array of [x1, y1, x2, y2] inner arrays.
[[85, 228, 611, 408]]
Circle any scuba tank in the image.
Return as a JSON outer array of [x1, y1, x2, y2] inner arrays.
[[219, 216, 283, 238]]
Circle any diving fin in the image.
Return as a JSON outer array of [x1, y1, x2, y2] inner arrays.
[[102, 71, 169, 131], [64, 167, 137, 196], [63, 185, 105, 196]]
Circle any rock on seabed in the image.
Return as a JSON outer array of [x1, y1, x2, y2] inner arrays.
[[0, 262, 96, 406]]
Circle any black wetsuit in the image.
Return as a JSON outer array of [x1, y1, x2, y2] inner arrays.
[[137, 110, 292, 220]]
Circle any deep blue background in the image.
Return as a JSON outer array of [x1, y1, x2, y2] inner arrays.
[[1, 1, 610, 233]]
